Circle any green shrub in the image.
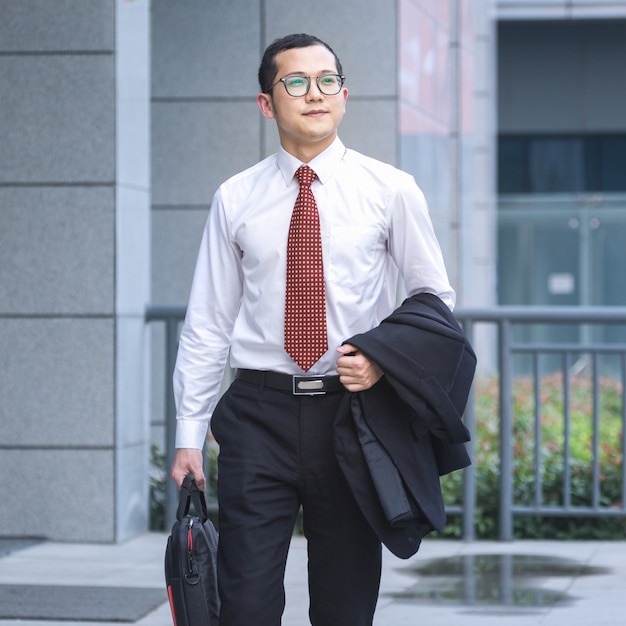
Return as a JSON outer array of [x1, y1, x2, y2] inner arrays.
[[438, 373, 626, 540], [149, 444, 167, 531]]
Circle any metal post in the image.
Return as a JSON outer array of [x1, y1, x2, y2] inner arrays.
[[461, 318, 476, 541], [165, 315, 181, 526], [499, 319, 514, 540], [622, 354, 626, 512]]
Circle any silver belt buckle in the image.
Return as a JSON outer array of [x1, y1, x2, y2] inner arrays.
[[293, 376, 326, 395]]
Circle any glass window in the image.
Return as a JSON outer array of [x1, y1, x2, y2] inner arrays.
[[599, 136, 626, 191], [528, 138, 585, 193], [498, 134, 626, 193], [498, 138, 527, 193]]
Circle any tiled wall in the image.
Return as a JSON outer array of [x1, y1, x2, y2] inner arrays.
[[0, 0, 151, 541]]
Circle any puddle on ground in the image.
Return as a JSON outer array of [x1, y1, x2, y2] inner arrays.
[[385, 553, 610, 613]]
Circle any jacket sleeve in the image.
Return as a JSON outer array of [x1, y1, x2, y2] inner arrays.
[[346, 293, 475, 445]]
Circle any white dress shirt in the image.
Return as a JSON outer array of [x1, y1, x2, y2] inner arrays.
[[173, 137, 455, 449]]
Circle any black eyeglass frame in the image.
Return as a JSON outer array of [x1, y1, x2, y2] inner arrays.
[[269, 74, 346, 97]]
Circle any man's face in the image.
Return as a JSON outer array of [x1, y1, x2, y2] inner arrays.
[[257, 45, 349, 160]]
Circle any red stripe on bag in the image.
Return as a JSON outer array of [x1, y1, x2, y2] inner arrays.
[[167, 585, 178, 626]]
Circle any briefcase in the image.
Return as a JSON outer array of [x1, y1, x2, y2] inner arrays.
[[165, 474, 220, 626]]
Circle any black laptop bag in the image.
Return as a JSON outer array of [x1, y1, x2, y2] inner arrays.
[[165, 474, 220, 626]]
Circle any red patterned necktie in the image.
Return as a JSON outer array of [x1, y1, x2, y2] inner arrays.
[[284, 166, 328, 372]]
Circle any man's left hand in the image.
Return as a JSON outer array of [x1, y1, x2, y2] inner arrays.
[[336, 343, 383, 391]]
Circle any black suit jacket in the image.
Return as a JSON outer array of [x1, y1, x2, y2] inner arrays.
[[333, 293, 476, 558]]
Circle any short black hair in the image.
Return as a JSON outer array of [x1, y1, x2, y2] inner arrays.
[[258, 33, 344, 93]]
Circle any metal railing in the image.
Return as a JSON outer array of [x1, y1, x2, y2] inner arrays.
[[146, 305, 186, 525], [147, 305, 626, 539], [457, 306, 626, 540]]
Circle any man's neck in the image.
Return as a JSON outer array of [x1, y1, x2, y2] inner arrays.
[[281, 134, 337, 164]]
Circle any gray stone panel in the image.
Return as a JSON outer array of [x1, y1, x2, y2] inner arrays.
[[264, 0, 396, 97], [151, 101, 260, 206], [151, 0, 260, 98], [0, 318, 114, 447], [0, 187, 114, 315], [261, 121, 282, 159], [116, 316, 150, 447], [0, 449, 115, 542], [151, 209, 209, 305], [0, 0, 115, 52], [340, 99, 397, 166], [0, 55, 115, 183], [116, 187, 150, 315], [116, 0, 151, 191], [116, 441, 150, 541]]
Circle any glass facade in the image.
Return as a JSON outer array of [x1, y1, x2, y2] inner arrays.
[[499, 194, 626, 305], [498, 131, 626, 320], [498, 194, 626, 346], [499, 134, 626, 194], [497, 16, 626, 347]]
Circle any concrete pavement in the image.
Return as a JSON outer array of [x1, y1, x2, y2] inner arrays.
[[0, 533, 625, 625]]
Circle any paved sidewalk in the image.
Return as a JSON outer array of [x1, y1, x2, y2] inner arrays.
[[0, 533, 625, 625]]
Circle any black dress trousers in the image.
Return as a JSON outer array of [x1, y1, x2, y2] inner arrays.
[[210, 377, 382, 626]]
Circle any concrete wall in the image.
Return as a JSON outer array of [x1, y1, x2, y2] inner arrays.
[[0, 0, 151, 542]]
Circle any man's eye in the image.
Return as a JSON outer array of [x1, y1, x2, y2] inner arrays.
[[287, 77, 305, 87]]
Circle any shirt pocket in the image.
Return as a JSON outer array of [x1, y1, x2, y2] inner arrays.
[[327, 224, 384, 291]]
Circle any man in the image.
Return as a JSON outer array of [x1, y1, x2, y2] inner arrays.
[[171, 33, 455, 625]]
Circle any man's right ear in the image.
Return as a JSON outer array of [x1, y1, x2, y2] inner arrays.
[[257, 92, 275, 119]]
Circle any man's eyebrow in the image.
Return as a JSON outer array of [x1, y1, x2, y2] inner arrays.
[[284, 69, 338, 76]]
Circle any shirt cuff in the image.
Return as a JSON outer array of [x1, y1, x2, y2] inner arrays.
[[175, 417, 210, 450]]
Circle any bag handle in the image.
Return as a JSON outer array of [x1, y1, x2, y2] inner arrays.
[[177, 474, 209, 523]]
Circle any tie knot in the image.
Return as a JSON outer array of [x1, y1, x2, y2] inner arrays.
[[295, 166, 317, 188]]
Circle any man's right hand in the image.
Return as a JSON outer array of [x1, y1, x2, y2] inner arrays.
[[171, 448, 206, 491]]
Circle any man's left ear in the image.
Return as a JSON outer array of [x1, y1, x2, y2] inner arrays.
[[257, 93, 275, 119]]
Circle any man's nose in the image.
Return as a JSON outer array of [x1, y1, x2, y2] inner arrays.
[[306, 79, 324, 99]]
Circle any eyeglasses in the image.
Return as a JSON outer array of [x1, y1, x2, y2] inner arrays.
[[271, 74, 346, 97]]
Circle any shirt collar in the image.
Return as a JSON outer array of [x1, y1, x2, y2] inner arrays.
[[277, 137, 346, 186]]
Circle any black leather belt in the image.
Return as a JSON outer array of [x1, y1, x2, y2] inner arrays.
[[235, 369, 344, 395]]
